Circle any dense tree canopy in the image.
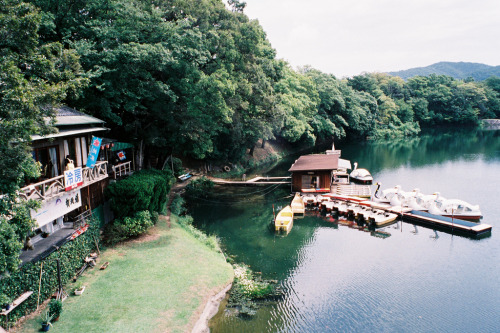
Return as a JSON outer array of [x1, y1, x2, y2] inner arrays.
[[21, 0, 499, 166], [0, 0, 86, 273]]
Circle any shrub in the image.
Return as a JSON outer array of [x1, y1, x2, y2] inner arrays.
[[0, 216, 101, 328], [170, 194, 185, 216], [105, 169, 174, 219], [104, 210, 154, 245], [185, 177, 214, 199], [48, 299, 62, 318]]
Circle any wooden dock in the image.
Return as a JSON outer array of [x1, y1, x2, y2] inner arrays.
[[333, 184, 372, 198], [402, 210, 492, 238], [321, 195, 492, 238], [212, 176, 291, 186]]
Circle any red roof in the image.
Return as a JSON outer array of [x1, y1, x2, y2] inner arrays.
[[288, 154, 339, 172]]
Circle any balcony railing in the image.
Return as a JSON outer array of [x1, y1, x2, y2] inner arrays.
[[112, 161, 132, 179], [19, 161, 108, 201]]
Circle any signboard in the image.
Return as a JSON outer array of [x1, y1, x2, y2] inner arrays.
[[117, 151, 126, 161], [86, 136, 102, 168], [30, 189, 82, 228], [64, 167, 83, 191]]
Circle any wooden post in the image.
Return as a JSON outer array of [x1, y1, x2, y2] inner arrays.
[[36, 262, 43, 309], [94, 235, 100, 255], [56, 259, 62, 300]]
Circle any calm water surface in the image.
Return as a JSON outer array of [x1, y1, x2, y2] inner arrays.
[[188, 129, 500, 333]]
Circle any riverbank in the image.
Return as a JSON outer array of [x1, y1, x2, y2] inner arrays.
[[13, 214, 233, 333]]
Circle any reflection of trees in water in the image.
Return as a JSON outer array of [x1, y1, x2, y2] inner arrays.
[[346, 128, 500, 173], [186, 186, 317, 280]]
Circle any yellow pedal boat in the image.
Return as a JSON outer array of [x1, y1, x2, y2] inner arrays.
[[275, 205, 294, 234], [291, 192, 305, 215]]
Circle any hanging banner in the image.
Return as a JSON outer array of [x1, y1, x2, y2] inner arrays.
[[64, 167, 83, 191], [86, 136, 102, 168], [30, 189, 82, 228], [117, 151, 126, 161]]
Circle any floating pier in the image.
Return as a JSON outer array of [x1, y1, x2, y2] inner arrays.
[[212, 176, 291, 186], [311, 194, 492, 239], [402, 210, 492, 238]]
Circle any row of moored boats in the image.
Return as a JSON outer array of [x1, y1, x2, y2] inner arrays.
[[275, 193, 399, 234], [274, 184, 483, 234], [372, 184, 482, 220]]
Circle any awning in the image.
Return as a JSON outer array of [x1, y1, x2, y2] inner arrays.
[[111, 142, 134, 151], [338, 158, 352, 170], [31, 127, 108, 141]]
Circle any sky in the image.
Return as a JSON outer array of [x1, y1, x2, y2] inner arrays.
[[241, 0, 500, 78]]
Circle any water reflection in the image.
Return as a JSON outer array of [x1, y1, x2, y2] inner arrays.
[[190, 129, 500, 333]]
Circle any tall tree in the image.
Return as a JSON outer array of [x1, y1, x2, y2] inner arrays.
[[0, 0, 85, 273]]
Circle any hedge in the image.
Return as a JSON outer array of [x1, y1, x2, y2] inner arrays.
[[0, 217, 101, 328], [105, 169, 173, 219]]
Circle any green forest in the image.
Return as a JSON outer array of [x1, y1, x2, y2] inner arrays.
[[2, 0, 500, 172]]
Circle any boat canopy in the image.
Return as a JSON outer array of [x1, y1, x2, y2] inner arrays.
[[338, 158, 352, 170]]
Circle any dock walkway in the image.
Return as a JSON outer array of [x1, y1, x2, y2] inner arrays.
[[325, 195, 492, 238], [211, 176, 291, 186], [402, 210, 492, 237]]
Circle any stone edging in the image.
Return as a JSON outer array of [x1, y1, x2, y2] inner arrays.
[[191, 283, 233, 333]]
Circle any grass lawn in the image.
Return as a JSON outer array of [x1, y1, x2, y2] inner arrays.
[[16, 215, 233, 333]]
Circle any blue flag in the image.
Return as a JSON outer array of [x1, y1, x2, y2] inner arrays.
[[86, 136, 102, 168]]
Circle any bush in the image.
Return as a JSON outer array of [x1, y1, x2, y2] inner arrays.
[[48, 299, 62, 318], [104, 211, 154, 245], [171, 157, 184, 177], [170, 194, 185, 216], [0, 216, 101, 328], [105, 169, 174, 219], [185, 177, 214, 199]]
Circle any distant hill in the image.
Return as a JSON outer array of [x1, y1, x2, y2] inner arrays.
[[387, 62, 500, 81]]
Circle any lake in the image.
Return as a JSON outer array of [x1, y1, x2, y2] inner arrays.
[[188, 128, 500, 333]]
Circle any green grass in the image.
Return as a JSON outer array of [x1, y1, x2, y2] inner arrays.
[[18, 216, 233, 333]]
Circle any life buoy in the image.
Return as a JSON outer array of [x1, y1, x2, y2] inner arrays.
[[224, 165, 231, 172]]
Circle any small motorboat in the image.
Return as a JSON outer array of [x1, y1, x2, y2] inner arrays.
[[178, 173, 192, 182], [275, 205, 294, 234], [291, 193, 305, 216], [350, 162, 373, 184]]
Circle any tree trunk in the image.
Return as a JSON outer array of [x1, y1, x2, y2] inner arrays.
[[136, 140, 144, 170], [249, 145, 254, 156], [261, 139, 266, 148]]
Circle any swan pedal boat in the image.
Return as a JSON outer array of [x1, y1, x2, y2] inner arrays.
[[350, 162, 373, 184], [275, 205, 294, 234]]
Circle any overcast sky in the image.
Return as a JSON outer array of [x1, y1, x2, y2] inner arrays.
[[242, 0, 500, 78]]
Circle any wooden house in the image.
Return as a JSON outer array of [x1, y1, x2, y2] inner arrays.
[[288, 153, 351, 193], [18, 106, 114, 243]]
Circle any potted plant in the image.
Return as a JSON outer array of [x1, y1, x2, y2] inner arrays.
[[40, 311, 53, 331], [74, 281, 86, 295], [48, 299, 62, 321], [0, 293, 11, 311]]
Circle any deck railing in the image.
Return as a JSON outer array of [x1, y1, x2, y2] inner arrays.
[[112, 161, 132, 179], [19, 161, 108, 201]]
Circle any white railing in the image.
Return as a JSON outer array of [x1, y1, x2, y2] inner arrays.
[[112, 161, 132, 179], [19, 161, 108, 201]]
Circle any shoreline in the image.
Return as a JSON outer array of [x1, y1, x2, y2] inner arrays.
[[191, 283, 232, 333]]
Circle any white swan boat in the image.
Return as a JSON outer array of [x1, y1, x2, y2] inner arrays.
[[372, 183, 401, 203], [350, 162, 373, 184], [428, 198, 482, 221]]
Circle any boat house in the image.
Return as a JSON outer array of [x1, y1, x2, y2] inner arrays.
[[288, 153, 351, 193]]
